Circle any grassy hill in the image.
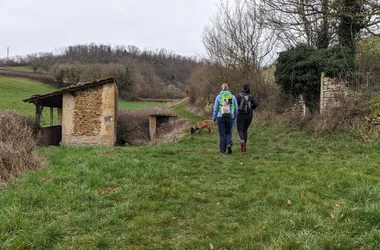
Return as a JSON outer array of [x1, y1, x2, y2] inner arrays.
[[0, 77, 57, 115], [1, 77, 380, 248]]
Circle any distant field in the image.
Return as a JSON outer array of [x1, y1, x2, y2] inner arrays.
[[119, 101, 164, 110], [0, 66, 35, 73], [11, 66, 35, 73]]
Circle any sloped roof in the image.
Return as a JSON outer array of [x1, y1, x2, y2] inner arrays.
[[23, 77, 116, 107]]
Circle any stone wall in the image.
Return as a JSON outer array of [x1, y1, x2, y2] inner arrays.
[[320, 73, 349, 114], [283, 95, 307, 119], [61, 83, 117, 146], [73, 85, 102, 136]]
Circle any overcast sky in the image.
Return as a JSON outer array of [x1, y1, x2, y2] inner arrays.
[[0, 0, 219, 59]]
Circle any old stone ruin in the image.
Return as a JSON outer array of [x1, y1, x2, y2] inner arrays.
[[285, 72, 349, 118], [319, 72, 349, 115]]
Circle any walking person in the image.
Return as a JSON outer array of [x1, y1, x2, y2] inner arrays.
[[212, 83, 238, 155], [235, 83, 258, 152]]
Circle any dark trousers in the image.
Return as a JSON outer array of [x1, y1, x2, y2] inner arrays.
[[217, 117, 233, 153], [237, 113, 253, 143]]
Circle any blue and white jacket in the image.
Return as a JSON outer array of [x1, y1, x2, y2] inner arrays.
[[212, 90, 238, 121]]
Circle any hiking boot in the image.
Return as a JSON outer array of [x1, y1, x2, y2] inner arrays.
[[227, 145, 232, 154], [220, 152, 227, 156], [241, 142, 246, 152]]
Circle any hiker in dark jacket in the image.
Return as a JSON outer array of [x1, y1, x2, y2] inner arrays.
[[235, 83, 258, 152]]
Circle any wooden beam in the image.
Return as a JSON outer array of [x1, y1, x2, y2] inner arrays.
[[50, 107, 54, 126], [35, 101, 42, 128], [57, 108, 62, 125]]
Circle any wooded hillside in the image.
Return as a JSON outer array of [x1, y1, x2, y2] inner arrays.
[[0, 44, 201, 100]]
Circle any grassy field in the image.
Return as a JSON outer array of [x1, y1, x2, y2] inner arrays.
[[1, 117, 380, 249], [1, 77, 380, 249], [0, 77, 57, 116], [0, 66, 35, 73], [118, 101, 164, 110], [11, 66, 35, 73]]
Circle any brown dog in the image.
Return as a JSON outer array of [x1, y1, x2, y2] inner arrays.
[[190, 120, 213, 134]]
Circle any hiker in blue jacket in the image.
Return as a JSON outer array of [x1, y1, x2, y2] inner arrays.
[[212, 83, 238, 155]]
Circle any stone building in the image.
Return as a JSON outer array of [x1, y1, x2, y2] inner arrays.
[[23, 78, 118, 146]]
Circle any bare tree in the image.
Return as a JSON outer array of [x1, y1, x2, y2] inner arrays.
[[261, 0, 336, 48], [261, 0, 380, 49], [203, 0, 278, 89]]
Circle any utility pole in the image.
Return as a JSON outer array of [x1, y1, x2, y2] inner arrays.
[[6, 47, 9, 62]]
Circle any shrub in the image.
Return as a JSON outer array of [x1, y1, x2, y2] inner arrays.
[[303, 94, 366, 134], [275, 44, 321, 111], [0, 110, 45, 188], [187, 65, 214, 106], [117, 110, 149, 145], [117, 107, 178, 146], [275, 44, 354, 112]]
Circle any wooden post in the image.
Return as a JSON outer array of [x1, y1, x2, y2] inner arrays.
[[57, 108, 62, 125], [320, 72, 325, 115], [35, 101, 43, 128], [50, 107, 54, 126], [149, 115, 157, 140]]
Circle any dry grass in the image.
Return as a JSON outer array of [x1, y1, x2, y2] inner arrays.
[[254, 92, 372, 140], [186, 104, 213, 119], [154, 118, 189, 144], [311, 96, 365, 134], [0, 110, 45, 188]]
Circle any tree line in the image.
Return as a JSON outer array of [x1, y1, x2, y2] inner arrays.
[[0, 44, 201, 100]]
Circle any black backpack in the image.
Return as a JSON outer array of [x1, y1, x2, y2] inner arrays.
[[239, 93, 259, 114]]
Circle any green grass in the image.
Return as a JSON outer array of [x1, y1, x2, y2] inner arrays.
[[369, 95, 380, 115], [2, 105, 380, 248], [2, 77, 380, 248], [118, 100, 164, 110], [0, 77, 58, 116], [10, 66, 35, 73], [172, 98, 205, 124]]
